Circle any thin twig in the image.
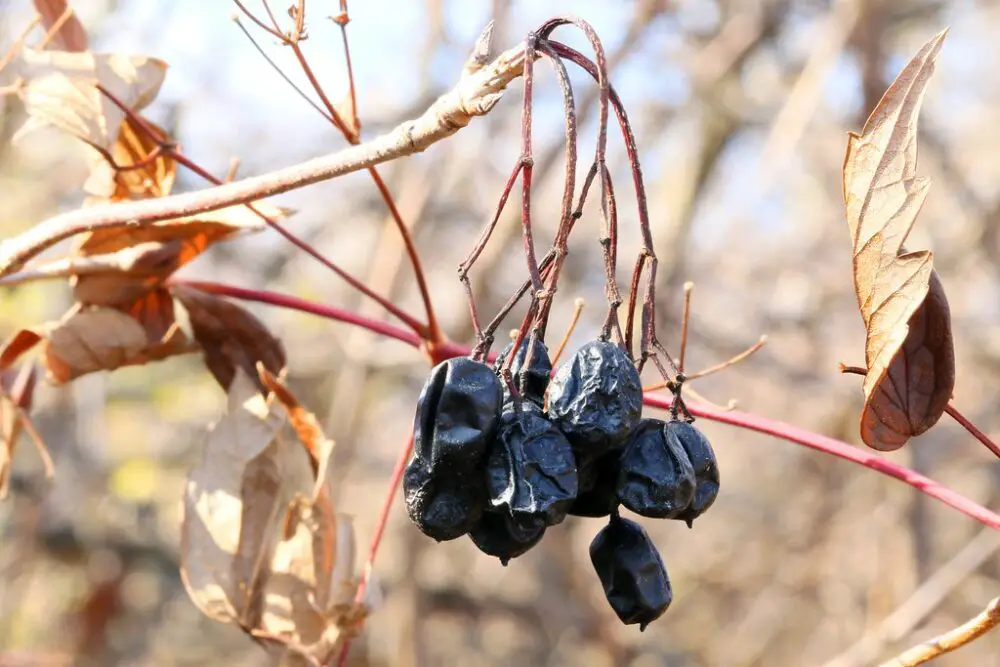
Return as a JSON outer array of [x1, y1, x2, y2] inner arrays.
[[0, 14, 41, 76], [551, 298, 585, 367], [945, 404, 1000, 460], [877, 596, 1000, 667], [679, 281, 693, 373]]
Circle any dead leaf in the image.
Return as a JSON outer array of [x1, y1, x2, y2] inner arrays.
[[181, 369, 376, 663], [171, 285, 287, 392], [84, 116, 176, 201], [181, 368, 287, 624], [843, 30, 955, 451], [34, 0, 88, 52], [40, 307, 192, 384], [0, 329, 43, 370], [0, 364, 38, 497], [70, 203, 282, 308], [13, 47, 167, 178], [258, 366, 334, 489]]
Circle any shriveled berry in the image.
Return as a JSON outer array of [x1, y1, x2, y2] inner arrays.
[[486, 408, 579, 526], [414, 357, 503, 470], [617, 418, 696, 519], [667, 420, 720, 527], [568, 450, 620, 518], [546, 340, 642, 460], [469, 510, 546, 565], [494, 337, 552, 406], [590, 514, 672, 630], [403, 457, 486, 542]]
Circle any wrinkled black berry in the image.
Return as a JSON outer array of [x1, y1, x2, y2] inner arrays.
[[469, 509, 546, 565], [414, 357, 503, 470], [568, 450, 620, 518], [494, 337, 552, 407], [486, 408, 579, 527], [546, 340, 643, 460], [667, 420, 720, 527], [617, 418, 696, 519], [590, 514, 672, 630], [403, 457, 485, 542]]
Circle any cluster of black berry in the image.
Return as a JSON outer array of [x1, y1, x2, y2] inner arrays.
[[403, 337, 720, 630]]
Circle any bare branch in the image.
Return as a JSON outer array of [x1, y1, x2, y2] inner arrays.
[[0, 38, 531, 277], [877, 596, 1000, 667]]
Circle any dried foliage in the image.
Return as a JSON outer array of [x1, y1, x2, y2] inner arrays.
[[843, 31, 956, 451]]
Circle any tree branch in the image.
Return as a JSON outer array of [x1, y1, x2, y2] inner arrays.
[[877, 596, 1000, 666], [0, 37, 530, 277]]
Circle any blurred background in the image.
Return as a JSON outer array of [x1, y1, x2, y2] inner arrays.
[[2, 0, 1000, 665]]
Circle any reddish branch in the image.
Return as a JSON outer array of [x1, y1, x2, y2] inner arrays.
[[189, 281, 1000, 534]]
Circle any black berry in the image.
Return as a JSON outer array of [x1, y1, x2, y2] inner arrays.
[[494, 336, 552, 407], [617, 418, 696, 519], [485, 408, 579, 527], [589, 513, 672, 630], [413, 357, 503, 470], [568, 450, 620, 518], [403, 457, 486, 542], [667, 420, 720, 527], [469, 509, 546, 565], [546, 340, 643, 460]]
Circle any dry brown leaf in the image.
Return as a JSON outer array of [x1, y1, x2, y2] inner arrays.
[[843, 29, 955, 451], [40, 307, 191, 384], [181, 369, 375, 663], [84, 115, 177, 201], [13, 47, 167, 185], [181, 368, 287, 624], [171, 285, 287, 392], [0, 329, 43, 370], [34, 0, 88, 52], [70, 203, 282, 308], [258, 366, 334, 491], [0, 364, 37, 497]]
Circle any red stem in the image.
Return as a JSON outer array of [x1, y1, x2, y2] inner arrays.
[[197, 281, 1000, 532], [946, 403, 1000, 460], [645, 394, 1000, 531]]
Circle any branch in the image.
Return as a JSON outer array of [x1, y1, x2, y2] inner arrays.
[[0, 38, 531, 277], [195, 281, 1000, 534], [877, 596, 1000, 667]]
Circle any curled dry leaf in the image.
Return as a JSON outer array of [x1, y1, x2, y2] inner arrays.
[[13, 47, 167, 196], [34, 0, 89, 52], [182, 368, 377, 665], [172, 285, 287, 392], [843, 30, 955, 451], [71, 203, 282, 308], [0, 307, 192, 385]]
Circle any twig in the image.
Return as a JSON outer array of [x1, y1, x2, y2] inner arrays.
[[877, 596, 1000, 667], [0, 15, 41, 76], [944, 404, 1000, 459], [644, 335, 767, 388], [679, 281, 693, 373], [822, 527, 1000, 667], [0, 38, 531, 277], [551, 298, 585, 366]]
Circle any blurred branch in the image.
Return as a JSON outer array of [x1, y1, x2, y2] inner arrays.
[[822, 527, 1000, 667], [0, 35, 532, 277], [877, 596, 1000, 667]]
